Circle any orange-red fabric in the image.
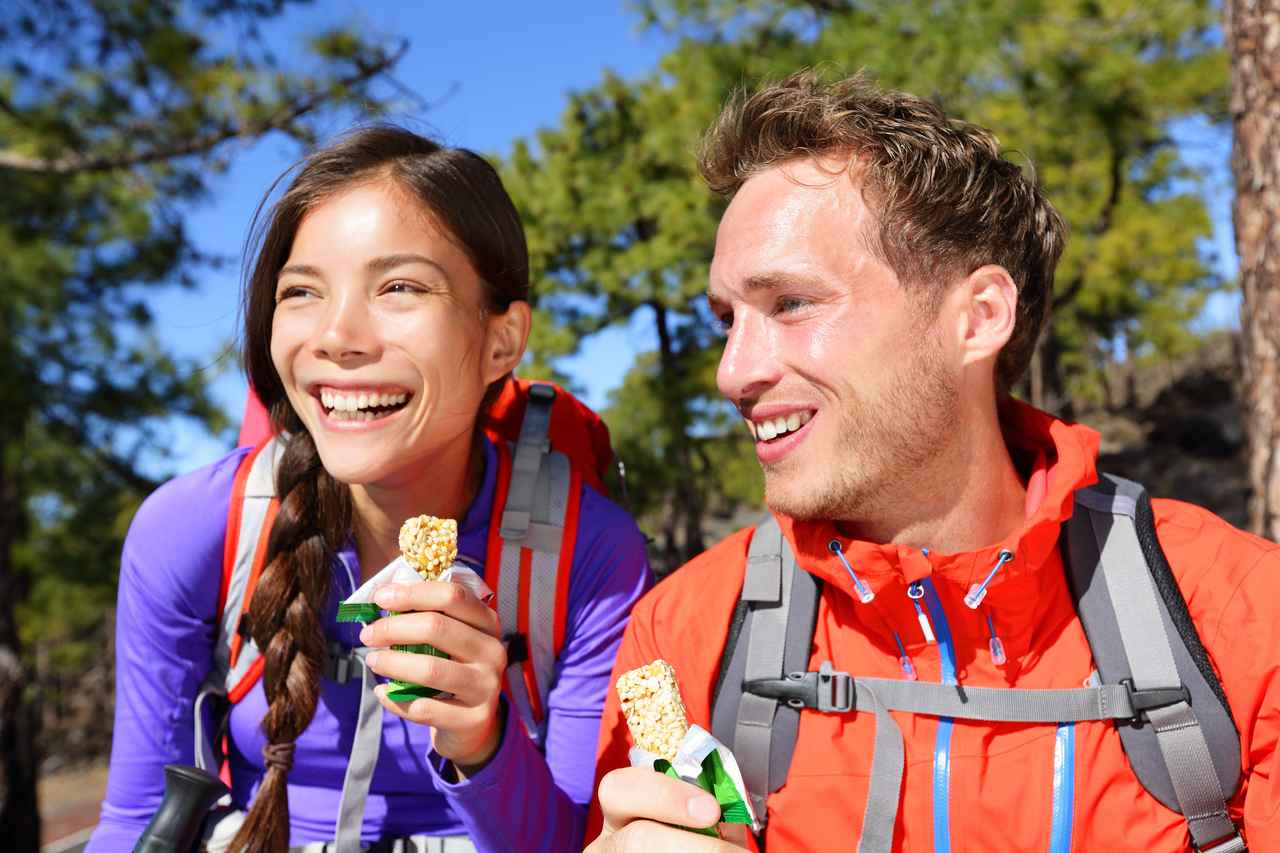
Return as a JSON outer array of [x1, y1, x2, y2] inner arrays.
[[591, 400, 1280, 851], [481, 377, 613, 495]]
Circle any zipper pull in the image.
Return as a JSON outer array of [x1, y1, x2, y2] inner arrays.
[[907, 581, 936, 644], [965, 549, 1015, 609], [891, 631, 918, 681], [828, 539, 875, 604], [985, 611, 1007, 666]]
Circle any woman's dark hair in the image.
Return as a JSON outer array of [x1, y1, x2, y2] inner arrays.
[[233, 126, 529, 851]]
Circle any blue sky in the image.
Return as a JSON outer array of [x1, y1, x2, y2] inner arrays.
[[147, 1, 1241, 477]]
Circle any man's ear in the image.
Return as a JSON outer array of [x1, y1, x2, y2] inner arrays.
[[483, 300, 532, 385], [956, 265, 1018, 367]]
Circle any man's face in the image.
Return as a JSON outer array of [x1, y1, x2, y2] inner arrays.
[[708, 158, 961, 522]]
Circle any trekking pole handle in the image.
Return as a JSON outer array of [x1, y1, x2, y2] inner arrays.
[[132, 763, 229, 853]]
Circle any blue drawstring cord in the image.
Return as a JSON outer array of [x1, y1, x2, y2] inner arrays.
[[985, 609, 1007, 665], [891, 630, 918, 680], [827, 539, 875, 603], [964, 549, 1014, 608]]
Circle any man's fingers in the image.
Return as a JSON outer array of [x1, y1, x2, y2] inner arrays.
[[597, 767, 722, 833], [595, 819, 742, 853]]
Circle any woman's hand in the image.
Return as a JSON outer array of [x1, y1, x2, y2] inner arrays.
[[585, 767, 748, 852], [359, 581, 507, 774]]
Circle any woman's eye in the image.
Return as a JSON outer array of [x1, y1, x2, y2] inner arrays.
[[275, 285, 313, 302], [384, 280, 424, 295]]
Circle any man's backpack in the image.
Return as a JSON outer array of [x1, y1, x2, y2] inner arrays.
[[711, 475, 1245, 853], [196, 378, 614, 851]]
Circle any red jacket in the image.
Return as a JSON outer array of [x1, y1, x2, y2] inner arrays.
[[591, 402, 1280, 850]]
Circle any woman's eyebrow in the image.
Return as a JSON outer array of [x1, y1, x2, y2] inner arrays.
[[278, 262, 323, 279], [365, 253, 449, 280]]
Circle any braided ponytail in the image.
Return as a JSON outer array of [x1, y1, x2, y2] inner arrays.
[[228, 425, 350, 852]]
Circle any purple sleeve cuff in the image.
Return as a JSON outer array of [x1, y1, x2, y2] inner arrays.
[[424, 700, 585, 852]]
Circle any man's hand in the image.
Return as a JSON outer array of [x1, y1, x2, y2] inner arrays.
[[585, 767, 749, 852]]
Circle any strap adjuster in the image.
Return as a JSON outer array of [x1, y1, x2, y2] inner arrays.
[[1192, 828, 1246, 853], [1120, 678, 1190, 723], [528, 382, 557, 405], [325, 641, 358, 684], [744, 661, 853, 713]]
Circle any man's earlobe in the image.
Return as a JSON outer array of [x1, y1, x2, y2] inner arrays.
[[961, 265, 1018, 367]]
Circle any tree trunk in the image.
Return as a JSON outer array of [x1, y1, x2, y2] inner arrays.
[[650, 300, 705, 567], [1227, 0, 1280, 541], [0, 442, 40, 848]]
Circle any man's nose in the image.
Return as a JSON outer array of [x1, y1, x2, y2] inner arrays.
[[717, 312, 782, 403], [314, 292, 379, 364]]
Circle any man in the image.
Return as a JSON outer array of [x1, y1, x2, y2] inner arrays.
[[585, 72, 1280, 851]]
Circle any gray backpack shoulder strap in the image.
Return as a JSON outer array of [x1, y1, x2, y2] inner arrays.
[[495, 383, 573, 747], [710, 515, 821, 828], [1066, 473, 1243, 852]]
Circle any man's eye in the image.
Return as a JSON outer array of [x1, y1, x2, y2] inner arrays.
[[775, 296, 808, 314]]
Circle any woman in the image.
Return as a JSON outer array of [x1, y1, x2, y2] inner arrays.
[[87, 127, 651, 851]]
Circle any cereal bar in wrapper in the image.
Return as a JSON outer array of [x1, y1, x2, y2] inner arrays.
[[337, 515, 491, 702], [617, 660, 760, 836]]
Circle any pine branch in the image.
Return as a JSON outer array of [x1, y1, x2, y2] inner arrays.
[[0, 41, 407, 174]]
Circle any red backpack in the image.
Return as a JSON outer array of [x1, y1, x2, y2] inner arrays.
[[211, 377, 615, 749]]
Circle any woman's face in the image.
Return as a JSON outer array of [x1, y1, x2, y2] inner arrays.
[[270, 179, 521, 488]]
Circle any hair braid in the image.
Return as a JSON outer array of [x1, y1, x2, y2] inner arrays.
[[228, 428, 351, 852]]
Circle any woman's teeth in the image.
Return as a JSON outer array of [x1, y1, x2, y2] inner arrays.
[[749, 411, 813, 441], [320, 389, 410, 422]]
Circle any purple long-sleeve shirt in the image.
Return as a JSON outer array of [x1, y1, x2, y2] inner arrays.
[[88, 436, 651, 851]]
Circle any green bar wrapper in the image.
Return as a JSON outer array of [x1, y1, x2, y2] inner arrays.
[[336, 604, 450, 701], [655, 749, 753, 837]]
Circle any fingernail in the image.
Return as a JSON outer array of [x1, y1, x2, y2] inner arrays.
[[365, 652, 380, 669], [358, 626, 372, 644], [688, 794, 720, 824], [374, 586, 401, 607]]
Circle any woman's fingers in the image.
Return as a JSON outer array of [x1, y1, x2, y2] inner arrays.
[[363, 648, 500, 705], [372, 581, 500, 636], [360, 609, 504, 670]]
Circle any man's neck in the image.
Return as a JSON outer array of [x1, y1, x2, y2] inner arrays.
[[839, 401, 1028, 554]]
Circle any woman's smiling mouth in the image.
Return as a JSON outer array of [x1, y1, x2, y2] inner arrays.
[[314, 385, 414, 423]]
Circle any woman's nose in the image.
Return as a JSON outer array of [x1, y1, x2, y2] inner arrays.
[[314, 294, 379, 364]]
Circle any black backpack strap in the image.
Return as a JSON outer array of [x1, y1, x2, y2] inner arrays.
[[1066, 474, 1244, 853], [711, 516, 822, 830]]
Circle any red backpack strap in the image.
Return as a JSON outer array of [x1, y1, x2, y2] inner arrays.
[[487, 387, 582, 744], [215, 435, 283, 702]]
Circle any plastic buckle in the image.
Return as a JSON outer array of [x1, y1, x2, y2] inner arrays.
[[1120, 678, 1190, 723], [743, 661, 854, 713], [325, 641, 355, 684]]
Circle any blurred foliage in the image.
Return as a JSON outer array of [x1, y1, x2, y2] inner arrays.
[[507, 0, 1228, 568], [0, 0, 404, 756]]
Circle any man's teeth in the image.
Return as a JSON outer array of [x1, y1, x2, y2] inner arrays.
[[750, 411, 812, 441], [320, 390, 408, 412]]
